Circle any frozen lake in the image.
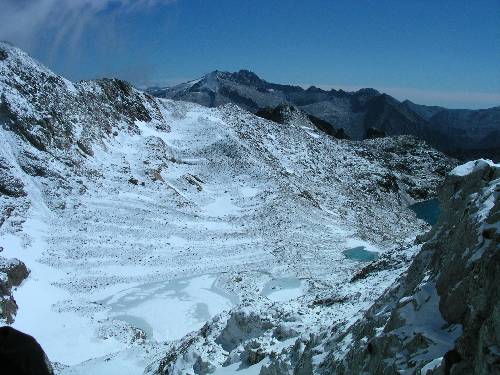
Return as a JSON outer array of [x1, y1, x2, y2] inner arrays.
[[103, 274, 238, 342], [261, 277, 305, 302]]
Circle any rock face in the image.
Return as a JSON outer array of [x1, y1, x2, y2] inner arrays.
[[0, 42, 165, 156], [255, 104, 349, 139], [0, 256, 29, 323], [148, 71, 500, 160], [0, 326, 54, 375], [318, 159, 500, 374]]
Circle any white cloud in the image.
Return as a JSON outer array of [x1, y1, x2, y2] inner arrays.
[[0, 0, 176, 51]]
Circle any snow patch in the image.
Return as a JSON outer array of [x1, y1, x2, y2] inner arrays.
[[450, 159, 497, 177]]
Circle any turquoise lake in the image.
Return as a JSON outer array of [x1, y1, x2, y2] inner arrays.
[[343, 246, 379, 262]]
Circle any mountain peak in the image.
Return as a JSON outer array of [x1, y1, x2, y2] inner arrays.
[[201, 69, 263, 83], [228, 69, 264, 86], [236, 69, 260, 78], [145, 69, 500, 159], [356, 87, 380, 96], [306, 85, 323, 92]]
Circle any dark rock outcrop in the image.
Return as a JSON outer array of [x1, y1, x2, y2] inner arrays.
[[0, 158, 26, 198], [256, 105, 293, 124], [0, 326, 54, 375], [256, 104, 350, 139], [215, 311, 274, 352], [365, 127, 386, 139], [307, 114, 350, 139], [0, 257, 30, 323], [0, 48, 7, 61]]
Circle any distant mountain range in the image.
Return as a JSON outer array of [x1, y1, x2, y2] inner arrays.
[[147, 70, 500, 161]]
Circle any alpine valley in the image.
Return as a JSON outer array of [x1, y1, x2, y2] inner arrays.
[[0, 42, 499, 375]]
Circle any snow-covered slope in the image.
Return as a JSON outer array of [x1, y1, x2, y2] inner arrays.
[[0, 42, 457, 374]]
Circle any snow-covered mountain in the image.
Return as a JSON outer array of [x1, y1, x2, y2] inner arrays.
[[145, 162, 500, 375], [148, 71, 500, 161], [2, 42, 496, 375], [147, 70, 381, 140]]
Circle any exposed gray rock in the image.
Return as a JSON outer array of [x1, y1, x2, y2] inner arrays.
[[193, 355, 215, 374], [0, 156, 26, 198], [215, 311, 274, 352], [259, 359, 291, 375], [0, 256, 30, 323], [272, 324, 299, 341], [240, 340, 266, 366]]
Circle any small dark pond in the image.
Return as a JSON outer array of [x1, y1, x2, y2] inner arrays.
[[410, 198, 441, 225]]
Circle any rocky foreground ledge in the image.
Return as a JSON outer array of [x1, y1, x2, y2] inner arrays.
[[318, 159, 499, 375]]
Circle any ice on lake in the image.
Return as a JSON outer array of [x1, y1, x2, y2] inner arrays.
[[262, 277, 305, 302], [103, 274, 238, 342]]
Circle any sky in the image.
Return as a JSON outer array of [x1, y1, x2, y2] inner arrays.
[[0, 0, 499, 109]]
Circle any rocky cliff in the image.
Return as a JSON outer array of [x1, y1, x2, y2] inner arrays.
[[318, 159, 499, 374], [0, 256, 29, 323], [149, 160, 498, 375]]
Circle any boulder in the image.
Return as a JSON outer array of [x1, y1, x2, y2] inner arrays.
[[0, 257, 30, 323]]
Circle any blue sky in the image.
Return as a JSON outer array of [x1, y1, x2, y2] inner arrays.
[[1, 0, 499, 108]]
